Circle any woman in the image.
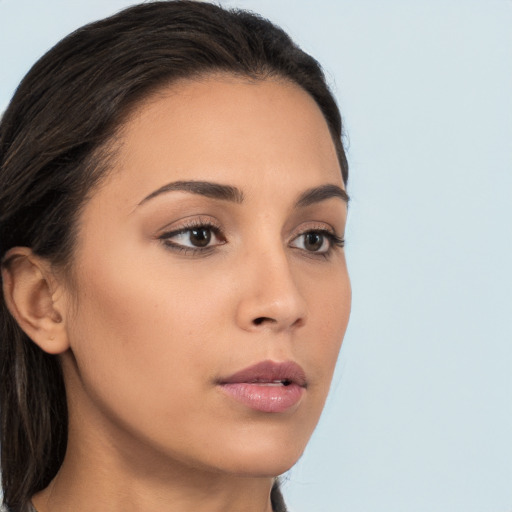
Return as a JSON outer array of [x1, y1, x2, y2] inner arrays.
[[0, 2, 350, 511]]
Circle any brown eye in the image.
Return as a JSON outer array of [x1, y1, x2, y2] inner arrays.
[[190, 228, 212, 247], [159, 223, 225, 252], [303, 232, 324, 252], [290, 229, 344, 255]]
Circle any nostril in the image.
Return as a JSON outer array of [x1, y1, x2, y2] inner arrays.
[[253, 317, 274, 326]]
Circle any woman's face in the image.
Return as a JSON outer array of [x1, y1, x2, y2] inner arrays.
[[61, 75, 350, 476]]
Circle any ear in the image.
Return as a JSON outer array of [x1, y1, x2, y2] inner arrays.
[[2, 247, 70, 354]]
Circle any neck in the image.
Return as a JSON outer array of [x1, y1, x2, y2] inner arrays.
[[33, 430, 275, 512], [32, 369, 276, 512]]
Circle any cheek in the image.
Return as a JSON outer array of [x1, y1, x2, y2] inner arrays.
[[297, 265, 351, 389], [63, 224, 350, 474], [65, 243, 228, 431]]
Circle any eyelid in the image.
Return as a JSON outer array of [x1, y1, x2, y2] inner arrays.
[[290, 229, 344, 248], [155, 215, 221, 236], [289, 221, 342, 241], [154, 216, 344, 258], [156, 216, 226, 255], [288, 222, 345, 257]]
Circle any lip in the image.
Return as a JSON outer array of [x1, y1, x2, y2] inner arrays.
[[218, 360, 307, 413]]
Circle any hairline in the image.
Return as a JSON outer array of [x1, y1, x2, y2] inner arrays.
[[59, 70, 346, 289]]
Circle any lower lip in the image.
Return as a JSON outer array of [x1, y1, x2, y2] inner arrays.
[[219, 383, 305, 413]]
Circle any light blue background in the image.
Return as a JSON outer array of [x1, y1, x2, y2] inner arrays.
[[1, 1, 511, 511]]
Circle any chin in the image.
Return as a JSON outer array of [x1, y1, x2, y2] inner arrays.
[[244, 455, 303, 478], [204, 428, 310, 478], [218, 453, 303, 478], [192, 404, 323, 477]]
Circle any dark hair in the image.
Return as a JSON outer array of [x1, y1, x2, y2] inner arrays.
[[0, 1, 348, 510]]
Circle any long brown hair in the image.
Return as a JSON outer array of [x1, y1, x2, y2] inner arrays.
[[0, 2, 348, 510]]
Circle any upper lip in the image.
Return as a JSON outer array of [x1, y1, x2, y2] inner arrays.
[[218, 360, 307, 387]]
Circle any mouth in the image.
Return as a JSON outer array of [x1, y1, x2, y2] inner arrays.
[[217, 360, 307, 413]]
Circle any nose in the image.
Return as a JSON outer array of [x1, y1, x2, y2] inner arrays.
[[234, 245, 307, 333]]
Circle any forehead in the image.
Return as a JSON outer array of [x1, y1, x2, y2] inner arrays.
[[95, 75, 343, 209]]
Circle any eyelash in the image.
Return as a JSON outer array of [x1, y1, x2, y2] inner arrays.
[[158, 219, 225, 256], [158, 220, 345, 258], [290, 228, 345, 261]]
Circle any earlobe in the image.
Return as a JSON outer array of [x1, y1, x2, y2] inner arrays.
[[1, 247, 69, 354]]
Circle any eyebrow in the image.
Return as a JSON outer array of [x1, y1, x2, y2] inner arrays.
[[138, 180, 244, 205], [295, 184, 349, 208], [138, 180, 349, 207]]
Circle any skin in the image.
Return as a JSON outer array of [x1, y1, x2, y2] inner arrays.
[[26, 76, 351, 512]]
